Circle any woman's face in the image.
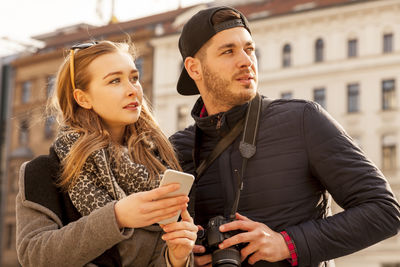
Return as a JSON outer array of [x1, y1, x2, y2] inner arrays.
[[83, 51, 143, 134]]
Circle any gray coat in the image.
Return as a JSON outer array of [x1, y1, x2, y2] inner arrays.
[[16, 160, 191, 267]]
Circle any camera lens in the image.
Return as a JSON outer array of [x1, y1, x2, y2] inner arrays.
[[212, 247, 241, 267]]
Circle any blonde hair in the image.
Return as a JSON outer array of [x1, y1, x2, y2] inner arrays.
[[51, 40, 182, 189]]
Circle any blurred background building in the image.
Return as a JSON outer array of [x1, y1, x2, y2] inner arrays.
[[0, 0, 399, 266]]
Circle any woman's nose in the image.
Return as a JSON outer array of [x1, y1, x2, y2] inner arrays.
[[127, 83, 138, 96]]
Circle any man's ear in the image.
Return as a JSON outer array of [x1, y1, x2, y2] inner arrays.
[[73, 89, 92, 109], [185, 57, 202, 81]]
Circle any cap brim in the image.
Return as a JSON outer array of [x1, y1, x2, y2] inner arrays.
[[177, 67, 199, 96]]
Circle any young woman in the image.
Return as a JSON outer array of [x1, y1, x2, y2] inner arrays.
[[16, 40, 197, 267]]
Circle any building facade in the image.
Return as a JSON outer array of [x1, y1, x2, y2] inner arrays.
[[151, 0, 400, 266]]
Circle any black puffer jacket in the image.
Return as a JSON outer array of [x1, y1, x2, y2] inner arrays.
[[170, 96, 400, 267]]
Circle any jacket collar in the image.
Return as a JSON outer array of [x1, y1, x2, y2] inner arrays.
[[191, 97, 249, 137]]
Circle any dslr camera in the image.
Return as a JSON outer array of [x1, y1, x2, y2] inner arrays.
[[196, 215, 243, 267]]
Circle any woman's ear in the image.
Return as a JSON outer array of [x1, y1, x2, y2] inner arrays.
[[185, 57, 202, 82], [73, 89, 92, 109]]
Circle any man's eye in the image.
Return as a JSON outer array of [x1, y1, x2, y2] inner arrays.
[[222, 49, 233, 55]]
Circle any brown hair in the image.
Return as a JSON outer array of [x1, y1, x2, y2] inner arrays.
[[211, 9, 241, 25], [51, 40, 182, 189]]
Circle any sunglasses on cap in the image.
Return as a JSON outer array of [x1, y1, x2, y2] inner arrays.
[[69, 42, 99, 90]]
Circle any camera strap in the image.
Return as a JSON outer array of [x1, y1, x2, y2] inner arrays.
[[230, 92, 263, 219], [190, 93, 272, 218]]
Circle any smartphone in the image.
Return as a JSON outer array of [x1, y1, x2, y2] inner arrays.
[[157, 169, 194, 225]]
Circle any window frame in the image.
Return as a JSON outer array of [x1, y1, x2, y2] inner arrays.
[[347, 39, 358, 58], [347, 83, 360, 113], [281, 92, 293, 99], [382, 79, 396, 111], [383, 33, 394, 54], [21, 80, 32, 103], [282, 43, 292, 68], [313, 87, 326, 109], [315, 38, 324, 63]]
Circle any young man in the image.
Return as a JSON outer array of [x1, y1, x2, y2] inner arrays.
[[170, 6, 400, 267]]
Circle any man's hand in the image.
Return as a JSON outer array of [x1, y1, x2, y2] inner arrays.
[[218, 213, 290, 265], [193, 244, 212, 267]]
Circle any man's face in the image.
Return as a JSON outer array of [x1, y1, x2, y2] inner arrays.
[[199, 27, 258, 112]]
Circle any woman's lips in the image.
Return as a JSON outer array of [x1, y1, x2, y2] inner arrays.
[[123, 102, 139, 110]]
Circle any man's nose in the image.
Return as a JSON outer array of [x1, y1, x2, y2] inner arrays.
[[237, 50, 253, 68]]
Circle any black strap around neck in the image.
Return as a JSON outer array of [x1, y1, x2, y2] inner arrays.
[[230, 93, 263, 218], [189, 93, 272, 219]]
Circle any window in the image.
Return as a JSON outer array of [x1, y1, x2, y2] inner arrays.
[[46, 75, 55, 98], [44, 116, 55, 139], [383, 33, 393, 53], [382, 79, 396, 110], [347, 83, 359, 113], [282, 44, 291, 68], [8, 166, 18, 193], [177, 105, 189, 131], [281, 92, 292, 99], [315, 38, 324, 62], [21, 81, 31, 103], [382, 135, 397, 171], [6, 223, 14, 250], [348, 39, 358, 58], [313, 88, 326, 109], [19, 120, 29, 146]]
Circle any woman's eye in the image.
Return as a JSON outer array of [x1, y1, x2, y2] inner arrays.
[[130, 76, 139, 83], [110, 78, 120, 84], [246, 47, 255, 53]]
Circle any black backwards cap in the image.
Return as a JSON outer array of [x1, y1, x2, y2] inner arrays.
[[177, 6, 251, 95]]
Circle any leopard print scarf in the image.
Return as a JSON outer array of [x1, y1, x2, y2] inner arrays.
[[53, 127, 161, 216]]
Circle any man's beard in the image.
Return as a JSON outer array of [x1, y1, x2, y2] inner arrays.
[[202, 64, 256, 110]]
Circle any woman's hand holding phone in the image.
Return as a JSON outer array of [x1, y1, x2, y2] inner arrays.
[[114, 183, 189, 229]]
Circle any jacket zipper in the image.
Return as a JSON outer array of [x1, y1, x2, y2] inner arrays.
[[216, 113, 223, 129]]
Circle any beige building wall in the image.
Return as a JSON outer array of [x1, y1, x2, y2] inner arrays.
[[152, 1, 400, 266], [152, 33, 199, 135]]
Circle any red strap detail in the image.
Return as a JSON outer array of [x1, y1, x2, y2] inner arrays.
[[200, 105, 207, 118], [280, 231, 298, 266]]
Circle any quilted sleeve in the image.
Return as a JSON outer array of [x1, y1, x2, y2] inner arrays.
[[285, 102, 400, 266]]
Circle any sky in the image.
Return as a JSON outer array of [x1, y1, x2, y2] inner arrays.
[[0, 0, 212, 56]]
